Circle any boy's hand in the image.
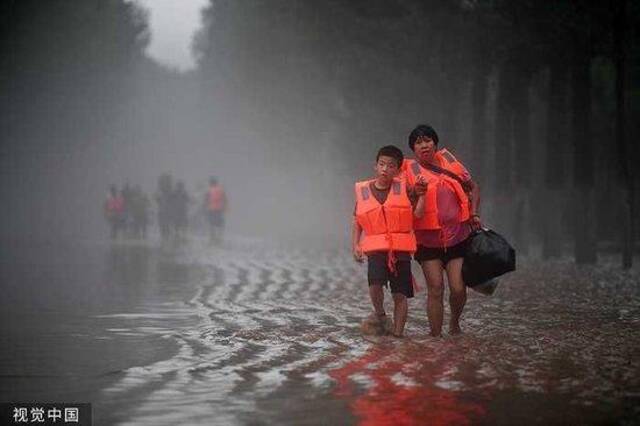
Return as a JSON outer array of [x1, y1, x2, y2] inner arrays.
[[414, 176, 427, 195], [353, 245, 364, 263]]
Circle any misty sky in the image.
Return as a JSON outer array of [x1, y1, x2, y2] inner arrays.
[[135, 0, 208, 71]]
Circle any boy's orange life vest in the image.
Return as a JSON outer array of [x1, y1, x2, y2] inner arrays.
[[207, 186, 225, 211], [354, 178, 417, 254], [403, 149, 470, 230]]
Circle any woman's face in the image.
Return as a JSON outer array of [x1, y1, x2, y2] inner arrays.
[[414, 136, 436, 162]]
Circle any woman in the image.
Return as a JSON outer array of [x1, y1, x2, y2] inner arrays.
[[403, 125, 481, 337]]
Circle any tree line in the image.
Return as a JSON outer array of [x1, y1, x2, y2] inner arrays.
[[195, 0, 639, 267], [1, 1, 638, 266]]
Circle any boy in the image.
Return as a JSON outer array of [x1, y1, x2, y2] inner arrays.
[[352, 145, 425, 337]]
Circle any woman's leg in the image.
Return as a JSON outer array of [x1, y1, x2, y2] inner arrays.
[[421, 259, 444, 337], [445, 257, 466, 334]]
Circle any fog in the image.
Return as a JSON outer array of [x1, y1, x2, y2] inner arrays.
[[1, 0, 639, 262], [2, 3, 640, 424]]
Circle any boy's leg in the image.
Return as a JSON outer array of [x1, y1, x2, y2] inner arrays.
[[421, 259, 445, 337], [389, 258, 413, 337], [367, 253, 388, 319], [392, 293, 408, 336], [445, 257, 466, 335]]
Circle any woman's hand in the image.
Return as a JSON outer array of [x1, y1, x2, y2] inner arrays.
[[414, 175, 427, 196], [470, 214, 482, 231]]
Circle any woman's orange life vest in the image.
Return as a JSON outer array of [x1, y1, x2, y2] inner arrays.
[[403, 149, 470, 231], [207, 186, 225, 211], [354, 178, 417, 254]]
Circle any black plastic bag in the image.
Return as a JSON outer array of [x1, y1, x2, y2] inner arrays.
[[462, 229, 516, 292], [469, 278, 499, 296]]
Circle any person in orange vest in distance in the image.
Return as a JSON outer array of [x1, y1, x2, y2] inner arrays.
[[403, 124, 481, 338], [104, 184, 125, 240], [352, 145, 425, 338], [206, 176, 227, 244]]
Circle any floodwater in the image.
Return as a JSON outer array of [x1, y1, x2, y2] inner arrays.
[[1, 237, 639, 425]]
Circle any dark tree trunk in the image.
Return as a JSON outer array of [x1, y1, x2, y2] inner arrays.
[[470, 60, 490, 185], [542, 59, 569, 259], [494, 60, 514, 196], [493, 58, 516, 242], [494, 53, 537, 247], [442, 77, 461, 150], [614, 0, 633, 268], [439, 18, 465, 152], [571, 46, 597, 264], [512, 67, 533, 255]]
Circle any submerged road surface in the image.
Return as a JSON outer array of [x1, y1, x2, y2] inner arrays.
[[1, 237, 639, 425]]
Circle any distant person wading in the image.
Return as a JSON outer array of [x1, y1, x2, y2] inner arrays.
[[104, 185, 125, 239], [206, 177, 227, 244]]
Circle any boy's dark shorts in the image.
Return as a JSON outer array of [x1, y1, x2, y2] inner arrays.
[[367, 252, 414, 298], [414, 238, 469, 265]]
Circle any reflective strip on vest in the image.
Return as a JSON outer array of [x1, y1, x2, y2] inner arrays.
[[411, 161, 421, 176], [361, 186, 370, 201], [392, 181, 400, 195], [440, 149, 456, 164]]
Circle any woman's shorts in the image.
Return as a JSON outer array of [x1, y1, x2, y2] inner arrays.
[[414, 238, 469, 265]]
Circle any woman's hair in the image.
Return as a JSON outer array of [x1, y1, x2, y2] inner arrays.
[[408, 124, 439, 151], [376, 145, 404, 168]]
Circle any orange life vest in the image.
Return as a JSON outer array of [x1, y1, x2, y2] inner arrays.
[[106, 195, 124, 214], [355, 178, 417, 254], [403, 149, 470, 230], [207, 186, 225, 211]]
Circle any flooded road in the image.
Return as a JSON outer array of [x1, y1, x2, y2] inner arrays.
[[1, 237, 639, 425]]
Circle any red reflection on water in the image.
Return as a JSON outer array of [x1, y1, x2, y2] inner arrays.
[[329, 342, 487, 426]]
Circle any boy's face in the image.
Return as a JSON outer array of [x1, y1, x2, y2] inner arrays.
[[375, 155, 400, 182]]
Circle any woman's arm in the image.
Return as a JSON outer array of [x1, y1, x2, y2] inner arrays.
[[414, 194, 425, 218], [468, 179, 481, 228], [411, 176, 427, 219]]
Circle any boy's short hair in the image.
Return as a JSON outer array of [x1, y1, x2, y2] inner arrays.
[[408, 124, 439, 151], [376, 145, 404, 168]]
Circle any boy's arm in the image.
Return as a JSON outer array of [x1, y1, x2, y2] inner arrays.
[[351, 214, 364, 263]]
